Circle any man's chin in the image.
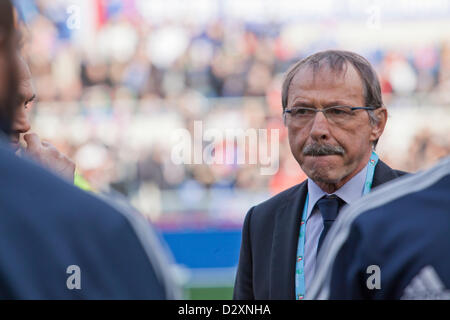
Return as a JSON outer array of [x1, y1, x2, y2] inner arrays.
[[301, 156, 344, 183], [303, 154, 342, 169], [310, 175, 341, 185], [304, 169, 341, 184]]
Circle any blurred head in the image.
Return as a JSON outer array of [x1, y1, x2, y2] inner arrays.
[[0, 0, 19, 135], [281, 50, 387, 189], [10, 55, 35, 150]]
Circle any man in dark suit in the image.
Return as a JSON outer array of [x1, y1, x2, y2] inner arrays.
[[234, 50, 407, 300], [0, 1, 179, 299]]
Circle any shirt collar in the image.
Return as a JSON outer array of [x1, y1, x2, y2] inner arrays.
[[306, 164, 369, 221]]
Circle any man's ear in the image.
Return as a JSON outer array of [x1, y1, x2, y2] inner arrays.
[[370, 107, 387, 143]]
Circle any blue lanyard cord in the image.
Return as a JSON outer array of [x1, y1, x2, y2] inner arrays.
[[295, 193, 309, 300], [295, 151, 379, 300], [363, 151, 379, 195]]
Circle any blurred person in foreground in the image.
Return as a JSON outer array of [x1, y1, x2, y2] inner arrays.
[[234, 50, 407, 300], [308, 156, 450, 299], [0, 0, 179, 299]]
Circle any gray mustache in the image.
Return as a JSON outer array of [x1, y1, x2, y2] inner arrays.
[[303, 143, 345, 156]]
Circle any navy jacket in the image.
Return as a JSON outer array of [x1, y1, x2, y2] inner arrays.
[[0, 141, 179, 299], [309, 157, 450, 299], [233, 160, 406, 300]]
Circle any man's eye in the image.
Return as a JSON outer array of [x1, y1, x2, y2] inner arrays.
[[292, 108, 311, 116], [24, 101, 34, 109], [330, 108, 349, 115]]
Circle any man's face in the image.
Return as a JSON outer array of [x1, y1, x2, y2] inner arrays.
[[10, 56, 35, 150], [286, 64, 386, 187]]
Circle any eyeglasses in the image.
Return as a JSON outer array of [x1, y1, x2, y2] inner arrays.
[[283, 105, 377, 126]]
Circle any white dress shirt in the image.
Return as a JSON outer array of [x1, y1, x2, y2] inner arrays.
[[303, 164, 369, 293]]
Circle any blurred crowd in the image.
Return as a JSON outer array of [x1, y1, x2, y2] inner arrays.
[[14, 0, 450, 224]]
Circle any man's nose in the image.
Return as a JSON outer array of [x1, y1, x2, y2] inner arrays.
[[12, 106, 31, 133], [309, 111, 331, 142]]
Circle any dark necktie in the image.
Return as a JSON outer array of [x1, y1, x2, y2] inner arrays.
[[316, 195, 345, 254]]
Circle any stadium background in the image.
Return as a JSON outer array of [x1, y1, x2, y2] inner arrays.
[[14, 0, 450, 299]]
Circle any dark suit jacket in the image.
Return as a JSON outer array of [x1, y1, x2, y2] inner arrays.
[[0, 141, 178, 299], [233, 160, 407, 300]]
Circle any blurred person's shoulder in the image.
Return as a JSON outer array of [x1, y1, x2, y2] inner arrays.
[[349, 157, 450, 234], [0, 140, 122, 223], [0, 139, 158, 256], [0, 140, 180, 299]]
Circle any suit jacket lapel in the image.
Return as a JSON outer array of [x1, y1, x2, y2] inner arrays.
[[372, 160, 401, 189], [270, 182, 307, 299]]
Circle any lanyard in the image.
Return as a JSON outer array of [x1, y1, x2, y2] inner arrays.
[[295, 151, 379, 300]]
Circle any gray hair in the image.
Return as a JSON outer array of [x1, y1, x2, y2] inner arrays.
[[281, 50, 384, 147]]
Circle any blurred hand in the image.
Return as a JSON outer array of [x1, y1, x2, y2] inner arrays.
[[24, 133, 75, 182]]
